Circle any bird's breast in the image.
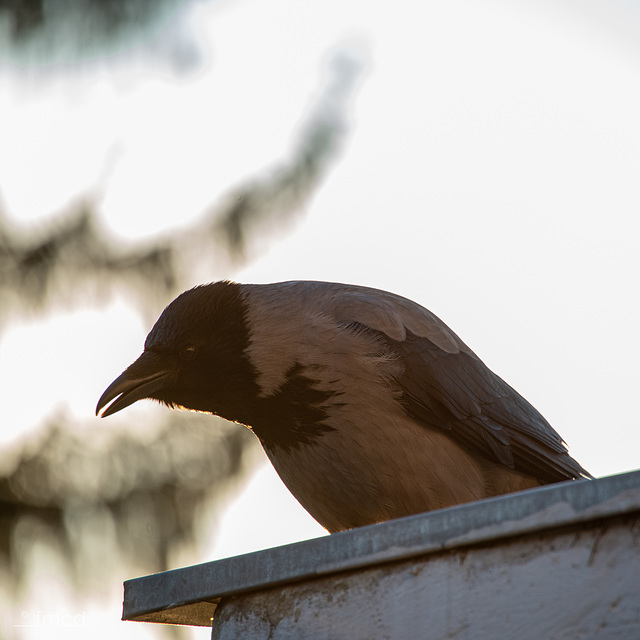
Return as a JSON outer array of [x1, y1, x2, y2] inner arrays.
[[240, 284, 541, 532], [261, 403, 530, 533]]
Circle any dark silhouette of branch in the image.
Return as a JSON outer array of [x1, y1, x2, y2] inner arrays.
[[0, 34, 363, 638], [0, 412, 257, 584], [0, 49, 362, 327]]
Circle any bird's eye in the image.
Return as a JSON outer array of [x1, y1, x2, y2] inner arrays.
[[180, 345, 197, 361]]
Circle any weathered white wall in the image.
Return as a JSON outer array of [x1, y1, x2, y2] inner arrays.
[[212, 513, 639, 639]]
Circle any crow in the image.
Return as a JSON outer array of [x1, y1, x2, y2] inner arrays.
[[96, 280, 591, 532]]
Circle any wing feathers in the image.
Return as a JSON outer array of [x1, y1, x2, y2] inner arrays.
[[392, 329, 590, 481], [250, 281, 591, 482], [333, 299, 590, 482]]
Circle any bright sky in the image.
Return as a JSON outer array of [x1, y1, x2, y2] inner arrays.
[[1, 0, 640, 637]]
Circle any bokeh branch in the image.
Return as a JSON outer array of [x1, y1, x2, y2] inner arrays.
[[0, 413, 257, 583], [215, 52, 360, 257], [0, 39, 362, 640], [0, 49, 362, 326]]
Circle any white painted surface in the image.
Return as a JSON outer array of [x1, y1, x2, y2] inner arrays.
[[212, 513, 639, 639]]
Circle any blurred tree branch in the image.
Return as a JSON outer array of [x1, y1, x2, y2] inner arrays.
[[0, 48, 362, 325], [0, 412, 257, 582], [0, 0, 195, 70], [0, 40, 362, 638]]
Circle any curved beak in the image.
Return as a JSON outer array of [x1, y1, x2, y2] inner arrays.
[[96, 350, 173, 418]]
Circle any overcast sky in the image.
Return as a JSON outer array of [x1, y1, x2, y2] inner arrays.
[[1, 0, 639, 635]]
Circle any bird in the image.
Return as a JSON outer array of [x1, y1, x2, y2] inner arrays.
[[96, 280, 591, 533]]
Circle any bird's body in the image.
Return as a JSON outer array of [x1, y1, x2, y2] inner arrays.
[[97, 280, 590, 532]]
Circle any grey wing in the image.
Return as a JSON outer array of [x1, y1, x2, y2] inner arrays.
[[386, 328, 591, 482], [325, 283, 591, 482]]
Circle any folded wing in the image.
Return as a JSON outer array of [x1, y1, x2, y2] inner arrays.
[[329, 287, 591, 483]]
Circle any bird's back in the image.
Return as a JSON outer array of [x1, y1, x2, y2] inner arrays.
[[239, 281, 588, 531]]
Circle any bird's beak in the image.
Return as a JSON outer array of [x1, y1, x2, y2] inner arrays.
[[96, 350, 172, 418]]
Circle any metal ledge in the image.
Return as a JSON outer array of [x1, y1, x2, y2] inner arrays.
[[122, 469, 640, 628]]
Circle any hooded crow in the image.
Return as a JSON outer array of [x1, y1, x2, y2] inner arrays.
[[96, 281, 591, 532]]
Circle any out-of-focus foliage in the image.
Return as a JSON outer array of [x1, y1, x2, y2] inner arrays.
[[0, 413, 257, 583], [0, 0, 200, 73], [0, 56, 356, 617], [0, 2, 362, 636], [215, 53, 360, 257], [0, 47, 360, 326], [0, 207, 177, 321]]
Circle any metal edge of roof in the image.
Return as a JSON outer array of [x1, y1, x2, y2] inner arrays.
[[123, 469, 640, 622]]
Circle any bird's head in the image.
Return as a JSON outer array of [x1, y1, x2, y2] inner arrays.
[[96, 282, 254, 419]]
